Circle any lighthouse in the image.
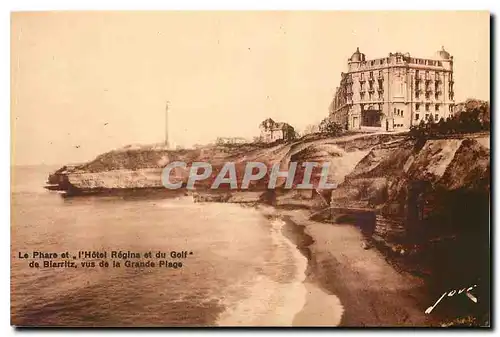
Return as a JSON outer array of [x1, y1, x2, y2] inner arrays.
[[165, 101, 170, 148]]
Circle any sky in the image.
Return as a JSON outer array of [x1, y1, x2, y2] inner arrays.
[[11, 11, 490, 165]]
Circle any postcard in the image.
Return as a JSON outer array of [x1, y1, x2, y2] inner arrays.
[[10, 11, 490, 327]]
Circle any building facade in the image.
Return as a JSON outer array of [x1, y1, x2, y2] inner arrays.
[[259, 118, 295, 143], [329, 47, 456, 131]]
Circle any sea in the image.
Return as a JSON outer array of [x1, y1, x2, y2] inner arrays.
[[10, 165, 309, 327]]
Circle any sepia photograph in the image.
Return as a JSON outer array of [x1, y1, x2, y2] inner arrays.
[[10, 11, 490, 327]]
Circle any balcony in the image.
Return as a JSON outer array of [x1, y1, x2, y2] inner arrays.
[[377, 87, 384, 93], [359, 77, 366, 83], [368, 87, 375, 93]]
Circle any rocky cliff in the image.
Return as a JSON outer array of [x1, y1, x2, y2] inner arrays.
[[45, 130, 491, 325], [47, 132, 489, 203], [333, 134, 490, 217]]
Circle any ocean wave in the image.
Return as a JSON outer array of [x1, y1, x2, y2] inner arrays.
[[215, 218, 308, 326]]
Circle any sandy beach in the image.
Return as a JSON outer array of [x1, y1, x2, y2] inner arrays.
[[259, 205, 433, 327]]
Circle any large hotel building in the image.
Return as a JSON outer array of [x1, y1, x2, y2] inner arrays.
[[329, 47, 455, 131]]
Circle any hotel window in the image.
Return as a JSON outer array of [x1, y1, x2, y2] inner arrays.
[[415, 113, 420, 120], [416, 103, 420, 111], [394, 108, 397, 115], [425, 114, 429, 120], [425, 104, 430, 111], [435, 104, 440, 111], [435, 114, 439, 121]]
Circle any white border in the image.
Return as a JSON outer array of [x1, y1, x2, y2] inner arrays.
[[3, 2, 498, 336]]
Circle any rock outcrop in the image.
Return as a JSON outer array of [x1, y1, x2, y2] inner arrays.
[[46, 133, 490, 212]]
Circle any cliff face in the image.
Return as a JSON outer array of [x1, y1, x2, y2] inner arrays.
[[331, 134, 490, 216], [47, 133, 393, 192], [47, 133, 490, 203], [333, 134, 490, 296], [66, 168, 164, 190], [44, 131, 490, 325]]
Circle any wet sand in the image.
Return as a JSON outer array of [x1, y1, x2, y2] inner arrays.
[[259, 205, 433, 327]]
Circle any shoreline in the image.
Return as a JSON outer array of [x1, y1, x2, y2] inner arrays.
[[258, 205, 344, 327], [41, 189, 482, 327], [280, 213, 345, 327], [257, 203, 433, 327]]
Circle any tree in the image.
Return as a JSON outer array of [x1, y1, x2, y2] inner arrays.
[[437, 117, 447, 135], [259, 118, 276, 131], [409, 99, 490, 140], [303, 124, 320, 135], [318, 117, 344, 136]]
